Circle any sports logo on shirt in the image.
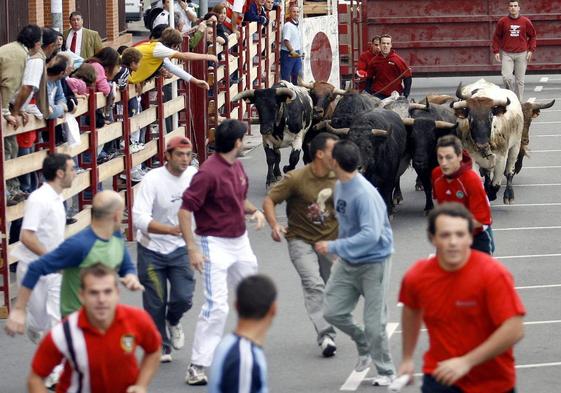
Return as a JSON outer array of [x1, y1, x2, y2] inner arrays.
[[307, 188, 333, 225], [121, 334, 136, 353], [456, 191, 465, 199], [509, 24, 521, 37], [336, 200, 346, 214]]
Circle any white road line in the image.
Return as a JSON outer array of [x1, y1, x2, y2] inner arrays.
[[493, 202, 561, 207], [528, 97, 536, 102], [533, 135, 561, 137], [497, 253, 561, 260], [532, 121, 561, 124], [544, 87, 561, 91], [521, 166, 561, 169], [516, 284, 561, 290], [339, 322, 400, 391], [527, 149, 561, 153], [514, 183, 561, 187], [542, 109, 561, 112], [539, 77, 549, 83], [516, 362, 561, 369], [534, 85, 543, 92], [494, 226, 561, 231]]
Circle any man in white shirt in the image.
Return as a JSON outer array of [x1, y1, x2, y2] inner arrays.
[[281, 5, 303, 84], [132, 136, 197, 363], [63, 11, 103, 59]]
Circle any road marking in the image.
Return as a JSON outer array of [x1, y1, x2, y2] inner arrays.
[[544, 87, 561, 91], [532, 121, 561, 124], [539, 77, 549, 83], [517, 362, 561, 369], [517, 166, 561, 169], [527, 149, 561, 153], [528, 97, 536, 102], [340, 322, 399, 391], [494, 226, 561, 231], [534, 86, 543, 92], [516, 284, 561, 290], [514, 183, 561, 187], [497, 253, 561, 260], [533, 134, 561, 137], [493, 202, 561, 207]]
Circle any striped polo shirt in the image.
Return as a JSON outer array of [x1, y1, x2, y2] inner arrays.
[[209, 333, 268, 393]]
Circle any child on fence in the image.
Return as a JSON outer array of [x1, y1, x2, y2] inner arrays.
[[66, 63, 97, 95]]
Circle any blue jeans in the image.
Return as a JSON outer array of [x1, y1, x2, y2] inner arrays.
[[18, 147, 38, 193], [422, 374, 515, 393], [137, 243, 196, 352], [280, 50, 303, 84], [472, 226, 495, 255]]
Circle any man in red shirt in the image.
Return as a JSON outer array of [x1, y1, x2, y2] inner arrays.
[[397, 203, 525, 393], [432, 135, 495, 254], [492, 1, 537, 100], [28, 263, 161, 393], [356, 36, 380, 91], [179, 119, 265, 385], [366, 34, 412, 99]]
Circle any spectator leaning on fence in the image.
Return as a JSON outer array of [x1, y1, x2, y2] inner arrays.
[[46, 56, 70, 121], [64, 11, 104, 59], [245, 0, 269, 25]]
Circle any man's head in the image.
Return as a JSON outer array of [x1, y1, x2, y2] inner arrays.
[[42, 28, 60, 58], [163, 0, 171, 10], [236, 274, 277, 322], [371, 35, 381, 54], [79, 263, 120, 325], [289, 6, 299, 21], [380, 34, 392, 57], [120, 47, 143, 72], [69, 11, 84, 31], [331, 140, 361, 175], [508, 1, 520, 18], [42, 153, 75, 189], [264, 0, 274, 11], [436, 134, 463, 176], [309, 132, 339, 168], [47, 54, 70, 80], [165, 136, 193, 175], [160, 27, 183, 49], [427, 203, 473, 270], [91, 190, 125, 231], [214, 119, 247, 154], [16, 25, 42, 51]]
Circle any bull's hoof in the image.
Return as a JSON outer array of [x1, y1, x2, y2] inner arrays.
[[282, 165, 293, 174], [503, 187, 515, 205]]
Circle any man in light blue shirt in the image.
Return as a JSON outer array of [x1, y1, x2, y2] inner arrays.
[[315, 140, 396, 387]]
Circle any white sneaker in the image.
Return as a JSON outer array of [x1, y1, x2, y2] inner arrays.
[[372, 374, 395, 386], [354, 354, 372, 372], [131, 169, 144, 183], [44, 364, 64, 388], [167, 321, 185, 350], [185, 364, 207, 385], [320, 336, 336, 358], [160, 348, 173, 363]]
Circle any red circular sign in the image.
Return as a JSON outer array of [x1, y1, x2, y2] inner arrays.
[[310, 32, 333, 82]]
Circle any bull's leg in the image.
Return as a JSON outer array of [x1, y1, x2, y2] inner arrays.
[[264, 145, 277, 188], [503, 173, 515, 204], [420, 173, 434, 213], [415, 175, 424, 191], [302, 127, 317, 164], [283, 148, 301, 173], [393, 180, 403, 206], [489, 155, 508, 202], [503, 143, 521, 204], [514, 144, 527, 175], [273, 149, 282, 180]]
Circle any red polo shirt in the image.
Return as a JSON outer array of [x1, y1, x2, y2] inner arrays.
[[366, 50, 412, 96], [32, 305, 161, 393]]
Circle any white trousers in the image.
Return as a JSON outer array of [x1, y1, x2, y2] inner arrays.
[[17, 260, 61, 340], [190, 232, 258, 367]]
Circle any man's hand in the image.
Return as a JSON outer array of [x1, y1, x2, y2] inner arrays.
[[249, 210, 265, 230], [4, 308, 26, 336], [188, 247, 206, 273], [433, 356, 472, 386], [271, 224, 286, 242], [494, 53, 501, 63], [120, 274, 145, 291], [4, 114, 19, 128], [167, 225, 183, 236], [206, 54, 219, 63], [126, 386, 147, 393], [314, 241, 329, 256], [20, 112, 30, 126], [192, 78, 210, 90], [526, 51, 533, 62], [397, 358, 415, 381]]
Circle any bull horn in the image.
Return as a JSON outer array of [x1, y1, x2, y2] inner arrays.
[[231, 90, 255, 102], [371, 129, 389, 137], [452, 100, 468, 109], [297, 76, 313, 89], [471, 88, 480, 95], [409, 103, 430, 111], [326, 120, 350, 135], [532, 99, 555, 110], [333, 87, 347, 95], [275, 87, 297, 100], [493, 97, 510, 107], [434, 121, 457, 129], [456, 82, 468, 100], [402, 117, 415, 126]]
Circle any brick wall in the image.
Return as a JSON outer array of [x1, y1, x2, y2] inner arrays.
[[106, 0, 119, 42], [28, 0, 45, 26], [63, 0, 76, 30], [44, 0, 52, 26]]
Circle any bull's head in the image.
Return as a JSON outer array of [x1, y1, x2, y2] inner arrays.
[[298, 77, 346, 120], [520, 99, 555, 145], [231, 87, 296, 135]]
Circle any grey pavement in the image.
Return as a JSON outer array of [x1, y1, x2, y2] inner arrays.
[[1, 73, 560, 392]]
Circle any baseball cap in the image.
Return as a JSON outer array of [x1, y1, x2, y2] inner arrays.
[[166, 136, 192, 151]]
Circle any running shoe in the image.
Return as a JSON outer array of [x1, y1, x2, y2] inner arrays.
[[320, 336, 337, 358], [167, 321, 185, 350], [160, 347, 173, 363], [185, 364, 208, 385], [372, 374, 395, 386], [354, 354, 372, 372]]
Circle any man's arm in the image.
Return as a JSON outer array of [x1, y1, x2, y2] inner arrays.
[[398, 306, 423, 378], [178, 208, 205, 273], [132, 179, 181, 236], [28, 371, 49, 393], [20, 230, 48, 256], [171, 51, 218, 63], [526, 19, 537, 61], [262, 196, 285, 242], [126, 350, 161, 393], [244, 199, 265, 230], [433, 316, 524, 386], [492, 19, 503, 60]]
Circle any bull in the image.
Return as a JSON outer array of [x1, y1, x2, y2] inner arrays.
[[316, 91, 380, 136], [231, 81, 313, 188], [453, 81, 523, 203]]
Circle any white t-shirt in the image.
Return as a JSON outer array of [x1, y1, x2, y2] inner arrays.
[[152, 10, 171, 28], [133, 165, 197, 254], [282, 20, 302, 51], [232, 0, 246, 14], [67, 29, 83, 56], [153, 42, 178, 59], [12, 183, 66, 264], [11, 57, 44, 108]]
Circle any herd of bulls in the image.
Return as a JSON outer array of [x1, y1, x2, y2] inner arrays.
[[231, 79, 555, 216]]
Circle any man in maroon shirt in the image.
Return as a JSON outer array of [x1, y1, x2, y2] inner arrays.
[[492, 1, 537, 100], [366, 34, 412, 99], [356, 36, 380, 91], [178, 119, 265, 386]]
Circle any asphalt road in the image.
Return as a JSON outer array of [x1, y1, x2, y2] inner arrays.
[[1, 73, 560, 393]]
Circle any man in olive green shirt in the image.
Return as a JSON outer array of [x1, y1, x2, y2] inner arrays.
[[263, 132, 339, 357]]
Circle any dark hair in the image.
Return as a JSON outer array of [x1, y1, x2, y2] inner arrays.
[[47, 54, 69, 76], [332, 140, 361, 172], [72, 63, 97, 85], [309, 132, 339, 160], [79, 262, 118, 290], [69, 11, 82, 20], [427, 202, 474, 237], [203, 12, 219, 21], [160, 27, 183, 48], [371, 35, 381, 43], [214, 119, 247, 153], [16, 25, 42, 49], [150, 24, 169, 39], [42, 153, 72, 181], [41, 28, 59, 48], [436, 134, 463, 156], [212, 3, 226, 14], [88, 47, 120, 76], [236, 274, 277, 319], [380, 33, 392, 41], [117, 45, 129, 55], [121, 47, 142, 67]]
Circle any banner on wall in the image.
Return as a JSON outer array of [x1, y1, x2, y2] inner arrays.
[[300, 15, 340, 87]]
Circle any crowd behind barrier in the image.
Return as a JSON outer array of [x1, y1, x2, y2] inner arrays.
[[0, 9, 281, 316]]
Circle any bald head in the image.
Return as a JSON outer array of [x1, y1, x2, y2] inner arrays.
[[91, 190, 124, 221]]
